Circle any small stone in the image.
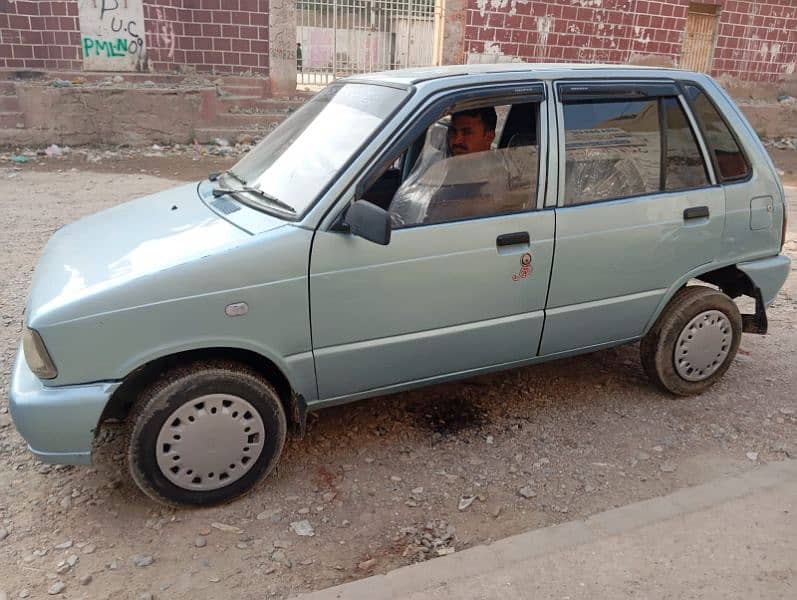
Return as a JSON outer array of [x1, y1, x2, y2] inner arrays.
[[458, 496, 476, 511], [519, 486, 536, 499], [746, 451, 759, 461], [411, 487, 424, 495], [779, 407, 795, 416], [138, 594, 153, 600], [47, 582, 66, 595], [290, 520, 315, 537], [19, 591, 30, 599], [322, 492, 336, 502], [405, 500, 418, 507], [79, 575, 92, 586], [652, 445, 665, 453], [634, 451, 651, 461], [297, 507, 310, 515], [195, 537, 207, 548], [437, 547, 455, 556], [236, 542, 248, 550], [209, 576, 221, 583], [486, 435, 494, 445], [108, 559, 121, 570], [390, 475, 402, 482], [0, 527, 8, 541], [270, 549, 288, 563], [82, 543, 96, 554], [660, 461, 677, 473], [59, 497, 72, 511], [133, 554, 154, 567], [584, 484, 596, 493], [54, 540, 73, 550], [257, 509, 281, 521], [491, 506, 502, 518], [358, 558, 377, 571], [66, 554, 78, 567], [211, 522, 242, 534]]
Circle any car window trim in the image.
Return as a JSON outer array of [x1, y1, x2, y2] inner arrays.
[[557, 81, 680, 102], [671, 93, 718, 187], [326, 82, 549, 231], [677, 80, 753, 184]]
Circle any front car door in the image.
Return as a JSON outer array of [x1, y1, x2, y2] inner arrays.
[[540, 80, 725, 356], [309, 84, 555, 403]]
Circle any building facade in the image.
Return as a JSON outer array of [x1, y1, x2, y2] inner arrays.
[[1, 1, 795, 84]]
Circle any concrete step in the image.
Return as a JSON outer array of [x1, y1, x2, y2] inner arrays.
[[218, 84, 265, 98], [211, 112, 287, 127], [217, 96, 307, 112], [193, 126, 276, 144], [0, 112, 24, 128], [0, 96, 20, 111]]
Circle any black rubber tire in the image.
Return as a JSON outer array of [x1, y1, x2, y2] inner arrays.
[[126, 360, 287, 507], [641, 286, 742, 396]]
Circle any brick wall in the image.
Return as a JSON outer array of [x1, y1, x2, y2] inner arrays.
[[0, 0, 270, 75], [464, 0, 797, 82]]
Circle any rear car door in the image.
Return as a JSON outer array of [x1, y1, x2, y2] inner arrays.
[[540, 80, 725, 355], [309, 84, 555, 402]]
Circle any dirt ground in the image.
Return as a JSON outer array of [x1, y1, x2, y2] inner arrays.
[[0, 154, 796, 600]]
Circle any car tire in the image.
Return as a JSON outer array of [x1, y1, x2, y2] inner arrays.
[[641, 286, 742, 396], [127, 361, 287, 507]]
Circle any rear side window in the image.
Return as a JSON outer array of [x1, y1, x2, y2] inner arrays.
[[564, 100, 661, 205], [684, 84, 750, 181], [563, 96, 712, 205]]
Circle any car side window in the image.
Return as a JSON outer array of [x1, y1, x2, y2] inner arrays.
[[362, 101, 541, 229], [663, 96, 710, 191], [683, 84, 750, 181], [564, 100, 661, 205]]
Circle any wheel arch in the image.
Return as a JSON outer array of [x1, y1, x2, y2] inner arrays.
[[100, 347, 306, 434], [643, 263, 760, 335]]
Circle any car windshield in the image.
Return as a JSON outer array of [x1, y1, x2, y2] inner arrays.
[[224, 82, 409, 216]]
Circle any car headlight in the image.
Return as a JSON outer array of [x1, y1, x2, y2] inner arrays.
[[22, 327, 58, 380]]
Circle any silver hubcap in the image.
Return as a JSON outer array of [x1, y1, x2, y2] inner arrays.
[[156, 394, 265, 491], [674, 310, 733, 382]]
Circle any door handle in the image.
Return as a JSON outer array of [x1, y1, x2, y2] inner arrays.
[[684, 206, 709, 220], [497, 232, 530, 247]]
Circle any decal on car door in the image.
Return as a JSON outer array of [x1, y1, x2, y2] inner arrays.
[[512, 253, 533, 281]]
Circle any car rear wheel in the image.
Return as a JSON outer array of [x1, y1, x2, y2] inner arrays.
[[127, 361, 287, 507], [641, 286, 742, 396]]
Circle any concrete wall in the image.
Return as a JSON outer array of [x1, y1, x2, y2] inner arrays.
[[0, 0, 271, 75], [14, 82, 216, 144], [462, 0, 797, 82]]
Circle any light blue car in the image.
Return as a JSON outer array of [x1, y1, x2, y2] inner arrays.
[[10, 64, 790, 506]]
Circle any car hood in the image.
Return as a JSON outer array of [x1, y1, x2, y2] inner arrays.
[[26, 183, 285, 327]]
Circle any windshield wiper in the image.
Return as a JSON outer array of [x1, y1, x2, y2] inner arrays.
[[212, 186, 296, 214], [208, 169, 247, 185]]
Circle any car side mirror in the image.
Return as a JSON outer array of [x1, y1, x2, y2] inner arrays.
[[343, 200, 391, 245]]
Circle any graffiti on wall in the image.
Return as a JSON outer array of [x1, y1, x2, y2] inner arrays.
[[78, 0, 147, 71]]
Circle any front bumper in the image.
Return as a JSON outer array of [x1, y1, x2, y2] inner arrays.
[[8, 346, 121, 465]]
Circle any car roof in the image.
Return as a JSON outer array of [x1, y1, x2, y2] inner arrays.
[[344, 62, 698, 86]]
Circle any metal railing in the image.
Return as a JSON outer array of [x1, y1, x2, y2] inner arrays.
[[297, 0, 440, 87]]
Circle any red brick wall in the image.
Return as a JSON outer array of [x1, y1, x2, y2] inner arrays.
[[464, 0, 797, 82], [0, 0, 270, 75], [0, 1, 82, 70]]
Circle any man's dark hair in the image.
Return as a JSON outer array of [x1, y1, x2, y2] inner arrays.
[[452, 107, 498, 132]]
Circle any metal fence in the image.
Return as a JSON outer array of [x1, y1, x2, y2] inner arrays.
[[297, 0, 440, 86]]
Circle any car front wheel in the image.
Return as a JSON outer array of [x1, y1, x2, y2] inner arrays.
[[127, 361, 287, 507], [641, 285, 742, 396]]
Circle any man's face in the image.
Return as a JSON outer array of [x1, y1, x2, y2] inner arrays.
[[448, 114, 495, 156]]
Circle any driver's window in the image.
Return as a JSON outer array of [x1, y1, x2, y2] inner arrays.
[[363, 101, 540, 229]]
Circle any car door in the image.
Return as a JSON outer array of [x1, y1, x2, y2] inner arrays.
[[540, 80, 725, 356], [309, 85, 555, 402]]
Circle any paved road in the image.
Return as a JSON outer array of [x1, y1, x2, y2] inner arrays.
[[296, 459, 797, 600]]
